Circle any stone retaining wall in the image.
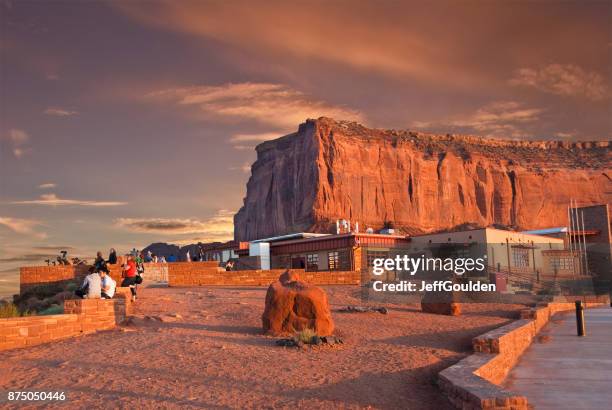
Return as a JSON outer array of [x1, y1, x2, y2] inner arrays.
[[168, 265, 361, 287], [0, 296, 128, 352], [20, 262, 361, 293], [438, 295, 610, 409]]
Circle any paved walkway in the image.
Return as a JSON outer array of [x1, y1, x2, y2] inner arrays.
[[505, 307, 612, 409]]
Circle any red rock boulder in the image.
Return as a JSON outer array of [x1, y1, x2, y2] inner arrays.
[[262, 271, 334, 336], [421, 288, 462, 316], [421, 302, 461, 316]]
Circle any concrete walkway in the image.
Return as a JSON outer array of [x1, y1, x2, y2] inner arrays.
[[505, 307, 612, 409]]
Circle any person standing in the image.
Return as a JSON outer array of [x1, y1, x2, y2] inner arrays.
[[121, 254, 138, 302]]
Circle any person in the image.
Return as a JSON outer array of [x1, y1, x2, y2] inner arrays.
[[158, 255, 166, 263], [167, 254, 177, 262], [99, 267, 116, 299], [121, 254, 138, 302], [94, 251, 106, 271], [186, 250, 191, 262], [75, 267, 102, 299], [108, 248, 117, 264], [225, 260, 235, 271], [145, 250, 153, 263]]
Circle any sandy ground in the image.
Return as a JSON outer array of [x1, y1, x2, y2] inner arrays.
[[0, 285, 525, 409]]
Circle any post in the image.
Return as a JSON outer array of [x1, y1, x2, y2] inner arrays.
[[575, 300, 585, 336]]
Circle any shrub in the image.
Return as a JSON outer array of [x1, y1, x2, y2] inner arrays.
[[294, 328, 317, 344], [38, 304, 64, 316], [0, 302, 29, 318]]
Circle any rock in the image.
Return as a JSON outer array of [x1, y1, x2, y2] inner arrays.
[[262, 271, 334, 336], [234, 117, 611, 240], [421, 302, 461, 316], [340, 305, 388, 314], [421, 283, 462, 316]]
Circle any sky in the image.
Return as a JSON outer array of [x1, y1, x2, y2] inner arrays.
[[0, 0, 611, 289]]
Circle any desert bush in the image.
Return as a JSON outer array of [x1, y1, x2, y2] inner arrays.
[[38, 304, 64, 316], [294, 328, 318, 344], [0, 302, 30, 318], [52, 291, 74, 304], [65, 282, 77, 292]]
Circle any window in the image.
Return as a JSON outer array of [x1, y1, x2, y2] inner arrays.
[[512, 248, 529, 267], [328, 251, 339, 270], [550, 256, 574, 271], [306, 254, 319, 271]]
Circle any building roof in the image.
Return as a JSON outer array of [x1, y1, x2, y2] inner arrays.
[[249, 232, 331, 243], [521, 227, 568, 235]]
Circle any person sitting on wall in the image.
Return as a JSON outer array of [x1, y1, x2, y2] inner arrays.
[[167, 254, 177, 263], [75, 267, 102, 299], [108, 248, 118, 264], [100, 267, 116, 299], [94, 251, 106, 272], [225, 260, 235, 271]]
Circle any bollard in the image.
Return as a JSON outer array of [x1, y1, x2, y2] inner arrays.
[[575, 300, 585, 337]]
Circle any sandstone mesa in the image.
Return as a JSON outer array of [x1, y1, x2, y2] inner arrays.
[[235, 117, 611, 241]]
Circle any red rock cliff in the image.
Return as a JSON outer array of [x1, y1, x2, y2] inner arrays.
[[234, 118, 611, 241]]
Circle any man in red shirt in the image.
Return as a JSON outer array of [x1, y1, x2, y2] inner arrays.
[[121, 254, 138, 301]]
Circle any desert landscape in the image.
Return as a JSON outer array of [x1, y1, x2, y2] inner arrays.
[[0, 284, 525, 409]]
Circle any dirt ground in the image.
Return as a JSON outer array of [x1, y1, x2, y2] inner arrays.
[[0, 285, 525, 409]]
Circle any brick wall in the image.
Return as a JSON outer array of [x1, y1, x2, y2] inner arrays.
[[20, 262, 175, 295], [168, 263, 361, 287], [20, 264, 91, 294], [0, 297, 128, 352], [439, 295, 610, 409]]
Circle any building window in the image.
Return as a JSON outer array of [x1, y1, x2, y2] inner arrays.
[[306, 254, 319, 271], [550, 256, 574, 271], [512, 248, 529, 268], [328, 251, 339, 270]]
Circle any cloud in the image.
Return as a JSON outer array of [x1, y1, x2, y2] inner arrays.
[[3, 128, 29, 158], [229, 133, 281, 143], [228, 162, 252, 173], [10, 193, 127, 207], [0, 216, 47, 239], [509, 64, 608, 101], [115, 210, 234, 241], [43, 107, 78, 116], [31, 245, 75, 251], [147, 83, 364, 129], [0, 253, 57, 263], [114, 1, 493, 88], [412, 101, 545, 138], [38, 183, 57, 189]]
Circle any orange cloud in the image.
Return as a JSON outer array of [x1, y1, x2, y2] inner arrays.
[[510, 64, 608, 101], [147, 83, 363, 129], [412, 101, 545, 138], [115, 210, 234, 242], [115, 1, 480, 87], [0, 216, 47, 239], [11, 193, 127, 207]]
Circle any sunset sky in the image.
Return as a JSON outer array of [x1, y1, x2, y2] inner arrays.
[[0, 0, 610, 289]]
